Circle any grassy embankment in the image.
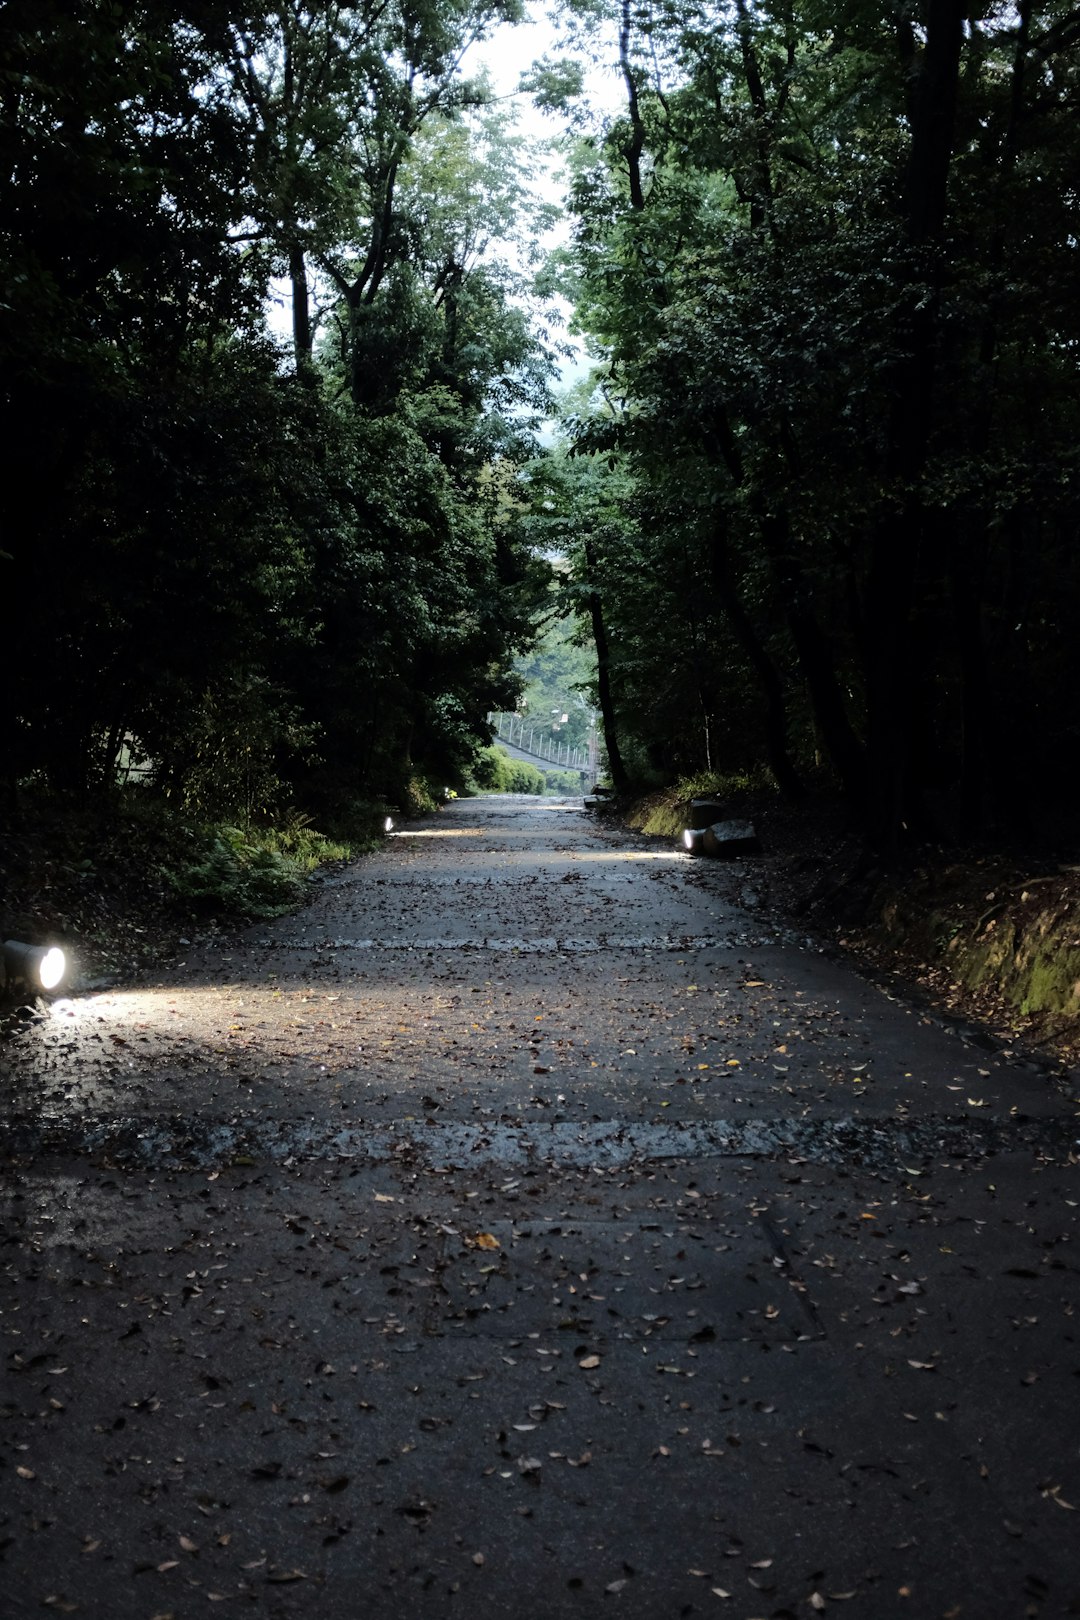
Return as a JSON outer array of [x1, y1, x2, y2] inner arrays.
[[622, 771, 1080, 1072]]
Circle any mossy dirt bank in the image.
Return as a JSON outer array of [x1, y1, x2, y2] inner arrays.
[[852, 864, 1080, 1050], [619, 777, 1080, 1073]]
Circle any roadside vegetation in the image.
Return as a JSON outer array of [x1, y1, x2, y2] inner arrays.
[[621, 767, 1080, 1073], [0, 788, 363, 981]]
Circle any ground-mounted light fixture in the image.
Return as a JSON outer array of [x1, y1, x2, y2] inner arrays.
[[681, 819, 761, 859], [3, 939, 68, 993], [384, 815, 394, 833]]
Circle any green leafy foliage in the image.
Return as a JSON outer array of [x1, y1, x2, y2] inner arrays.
[[0, 0, 554, 843], [470, 746, 545, 794], [548, 0, 1080, 841], [162, 831, 306, 919], [161, 817, 356, 919]]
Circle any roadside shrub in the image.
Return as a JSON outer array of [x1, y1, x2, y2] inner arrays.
[[262, 808, 353, 870], [162, 827, 305, 918], [469, 747, 545, 795], [400, 774, 441, 817], [470, 746, 513, 792], [625, 767, 777, 837], [544, 770, 584, 794]]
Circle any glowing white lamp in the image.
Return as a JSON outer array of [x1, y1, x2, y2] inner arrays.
[[3, 940, 68, 992]]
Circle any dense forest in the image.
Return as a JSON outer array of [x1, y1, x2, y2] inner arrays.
[[0, 0, 555, 833], [3, 1, 1080, 861], [535, 0, 1080, 850]]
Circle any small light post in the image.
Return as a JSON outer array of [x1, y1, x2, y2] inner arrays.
[[3, 940, 68, 993]]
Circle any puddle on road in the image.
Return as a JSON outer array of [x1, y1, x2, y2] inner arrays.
[[2, 1110, 1070, 1174], [249, 932, 805, 952]]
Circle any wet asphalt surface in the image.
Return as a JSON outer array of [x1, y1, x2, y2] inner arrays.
[[2, 795, 1079, 1620]]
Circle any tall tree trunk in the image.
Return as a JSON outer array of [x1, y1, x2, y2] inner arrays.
[[289, 243, 313, 373], [708, 525, 804, 802], [949, 525, 990, 824], [583, 536, 628, 792], [757, 507, 866, 807], [734, 0, 774, 233], [947, 0, 1030, 829], [618, 0, 646, 211], [864, 0, 966, 855]]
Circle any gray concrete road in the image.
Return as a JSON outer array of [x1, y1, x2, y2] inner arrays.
[[2, 795, 1079, 1620]]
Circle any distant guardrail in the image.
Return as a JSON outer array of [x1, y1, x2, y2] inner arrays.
[[489, 713, 591, 771]]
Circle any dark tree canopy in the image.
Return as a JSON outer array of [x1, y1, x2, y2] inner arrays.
[[2, 0, 1079, 852], [0, 0, 551, 822], [540, 0, 1080, 847]]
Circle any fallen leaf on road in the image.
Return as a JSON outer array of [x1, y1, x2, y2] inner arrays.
[[578, 1355, 601, 1369], [474, 1233, 500, 1250]]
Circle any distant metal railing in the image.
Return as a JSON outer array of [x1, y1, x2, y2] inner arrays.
[[489, 713, 591, 771]]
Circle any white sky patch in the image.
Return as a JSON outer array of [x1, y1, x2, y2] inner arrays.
[[463, 2, 625, 380]]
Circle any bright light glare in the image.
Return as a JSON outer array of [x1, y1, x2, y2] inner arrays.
[[570, 851, 687, 862], [389, 829, 485, 838], [384, 816, 394, 832], [39, 947, 66, 990], [3, 939, 69, 992]]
